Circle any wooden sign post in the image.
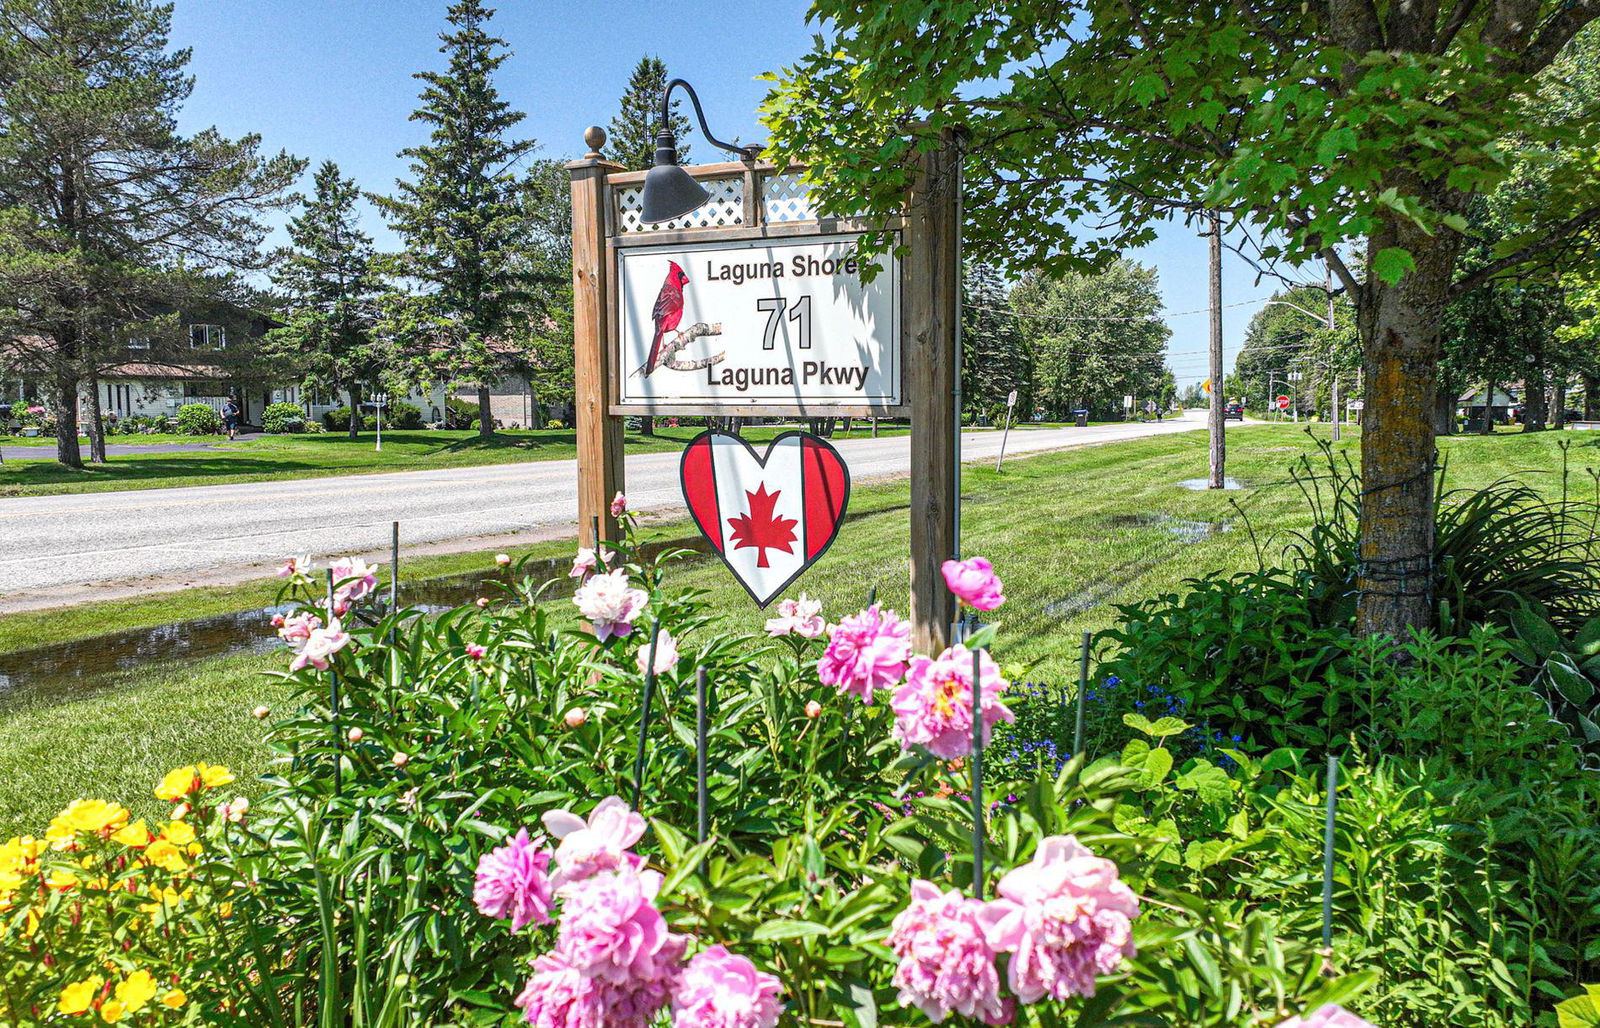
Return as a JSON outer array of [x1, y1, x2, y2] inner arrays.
[[568, 124, 961, 651]]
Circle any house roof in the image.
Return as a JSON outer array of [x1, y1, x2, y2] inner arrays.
[[101, 362, 228, 380]]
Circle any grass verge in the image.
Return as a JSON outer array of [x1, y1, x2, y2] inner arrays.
[[1, 424, 1593, 833]]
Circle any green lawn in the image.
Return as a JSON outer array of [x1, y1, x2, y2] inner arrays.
[[0, 422, 912, 498], [2, 424, 1593, 833]]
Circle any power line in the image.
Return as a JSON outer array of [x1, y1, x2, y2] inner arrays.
[[966, 295, 1280, 324]]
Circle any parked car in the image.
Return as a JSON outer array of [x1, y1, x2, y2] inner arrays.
[[1223, 402, 1245, 421]]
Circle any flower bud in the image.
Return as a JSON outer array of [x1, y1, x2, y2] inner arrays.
[[475, 597, 490, 609], [495, 553, 511, 566], [805, 700, 823, 718], [347, 727, 363, 743], [252, 705, 271, 720], [171, 803, 190, 821], [564, 707, 587, 728], [391, 751, 409, 767]]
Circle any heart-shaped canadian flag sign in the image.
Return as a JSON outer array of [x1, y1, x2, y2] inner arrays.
[[679, 430, 851, 607]]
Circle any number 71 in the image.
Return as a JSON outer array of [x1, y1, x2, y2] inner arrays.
[[756, 296, 812, 351]]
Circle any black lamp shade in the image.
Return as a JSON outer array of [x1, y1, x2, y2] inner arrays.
[[640, 162, 710, 224]]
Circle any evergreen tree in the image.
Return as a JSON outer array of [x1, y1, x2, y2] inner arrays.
[[375, 0, 535, 439], [608, 55, 690, 172], [0, 0, 301, 466], [960, 263, 1029, 423], [269, 161, 390, 439]]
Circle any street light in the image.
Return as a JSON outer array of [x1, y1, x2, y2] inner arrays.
[[640, 78, 764, 224]]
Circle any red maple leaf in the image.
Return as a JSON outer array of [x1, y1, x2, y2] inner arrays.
[[727, 482, 799, 568]]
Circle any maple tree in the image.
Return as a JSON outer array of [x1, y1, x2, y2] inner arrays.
[[727, 483, 799, 569]]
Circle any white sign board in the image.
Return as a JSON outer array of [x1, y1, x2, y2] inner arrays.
[[616, 233, 901, 411], [1007, 389, 1018, 407]]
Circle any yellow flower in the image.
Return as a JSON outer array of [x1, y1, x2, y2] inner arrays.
[[111, 820, 150, 848], [218, 900, 233, 918], [46, 868, 80, 891], [159, 989, 186, 1010], [160, 821, 195, 846], [141, 839, 187, 873], [153, 763, 233, 800], [53, 799, 130, 836], [58, 976, 103, 1015], [99, 999, 124, 1023], [0, 835, 44, 873], [115, 970, 158, 1013], [138, 884, 185, 914]]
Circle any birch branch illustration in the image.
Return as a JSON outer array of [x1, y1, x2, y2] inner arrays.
[[634, 322, 725, 377]]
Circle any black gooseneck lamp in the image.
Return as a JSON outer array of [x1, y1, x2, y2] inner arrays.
[[639, 77, 763, 224]]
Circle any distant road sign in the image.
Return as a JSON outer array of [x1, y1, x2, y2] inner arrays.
[[1007, 389, 1018, 407], [1276, 395, 1290, 410]]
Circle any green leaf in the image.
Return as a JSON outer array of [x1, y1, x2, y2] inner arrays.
[[1140, 747, 1174, 788], [1372, 247, 1416, 285], [1130, 73, 1167, 105], [750, 919, 832, 942], [1176, 761, 1233, 805]]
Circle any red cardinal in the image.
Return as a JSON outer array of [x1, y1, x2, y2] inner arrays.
[[642, 261, 689, 376]]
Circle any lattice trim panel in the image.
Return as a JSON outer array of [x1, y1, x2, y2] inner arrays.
[[614, 176, 744, 233], [762, 172, 820, 223]]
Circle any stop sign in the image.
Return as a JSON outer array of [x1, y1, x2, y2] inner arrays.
[[1276, 395, 1290, 410]]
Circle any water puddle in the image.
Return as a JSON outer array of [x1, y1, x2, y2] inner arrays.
[[1106, 513, 1232, 544], [1176, 476, 1246, 491], [0, 538, 711, 707]]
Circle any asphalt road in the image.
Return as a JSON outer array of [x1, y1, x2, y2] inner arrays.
[[2, 412, 1223, 604]]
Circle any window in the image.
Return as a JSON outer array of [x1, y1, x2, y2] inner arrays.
[[189, 324, 226, 350], [126, 336, 151, 350]]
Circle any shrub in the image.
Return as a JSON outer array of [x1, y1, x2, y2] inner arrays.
[[386, 401, 422, 429], [260, 401, 306, 434], [321, 405, 354, 431], [175, 403, 220, 435]]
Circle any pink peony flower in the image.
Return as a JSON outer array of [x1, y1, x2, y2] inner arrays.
[[764, 594, 826, 638], [466, 643, 488, 661], [980, 835, 1140, 1002], [888, 880, 1013, 1025], [555, 869, 686, 987], [636, 627, 680, 676], [270, 613, 286, 628], [278, 555, 311, 579], [289, 618, 350, 672], [942, 557, 1005, 611], [474, 828, 555, 931], [890, 644, 1013, 759], [573, 569, 648, 642], [1276, 1006, 1377, 1028], [817, 604, 912, 702], [671, 945, 783, 1028], [542, 795, 647, 887], [329, 556, 380, 605], [564, 707, 588, 728], [277, 612, 321, 645], [569, 547, 609, 580], [515, 951, 676, 1028], [610, 492, 628, 518]]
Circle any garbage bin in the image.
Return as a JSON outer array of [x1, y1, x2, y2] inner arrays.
[[1074, 409, 1088, 427]]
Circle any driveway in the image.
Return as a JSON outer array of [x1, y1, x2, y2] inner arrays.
[[0, 412, 1233, 609]]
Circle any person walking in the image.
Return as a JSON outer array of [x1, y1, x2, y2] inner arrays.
[[222, 396, 241, 441]]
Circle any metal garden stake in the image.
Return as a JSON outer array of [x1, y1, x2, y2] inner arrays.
[[1074, 631, 1090, 755], [326, 569, 342, 796], [696, 667, 709, 847], [1322, 754, 1339, 957], [630, 619, 663, 811], [971, 645, 985, 899]]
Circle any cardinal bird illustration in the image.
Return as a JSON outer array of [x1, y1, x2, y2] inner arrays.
[[640, 260, 689, 377]]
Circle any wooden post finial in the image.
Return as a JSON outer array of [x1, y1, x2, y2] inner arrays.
[[583, 126, 606, 159]]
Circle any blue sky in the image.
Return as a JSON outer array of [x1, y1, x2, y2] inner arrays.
[[170, 0, 1294, 389]]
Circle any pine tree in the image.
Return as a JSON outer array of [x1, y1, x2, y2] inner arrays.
[[608, 56, 690, 172], [960, 263, 1029, 423], [269, 161, 390, 439], [375, 0, 535, 439], [0, 0, 302, 466]]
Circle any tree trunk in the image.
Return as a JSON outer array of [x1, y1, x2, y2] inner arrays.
[[347, 383, 362, 440], [477, 385, 493, 439], [85, 371, 107, 464], [53, 371, 83, 468], [639, 415, 655, 437], [1522, 368, 1548, 432], [1355, 227, 1458, 642], [1552, 380, 1567, 430], [1480, 379, 1496, 434], [1432, 388, 1456, 435], [1585, 372, 1599, 420]]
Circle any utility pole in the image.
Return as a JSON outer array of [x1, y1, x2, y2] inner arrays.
[[1327, 264, 1341, 442], [1207, 212, 1225, 489]]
